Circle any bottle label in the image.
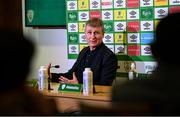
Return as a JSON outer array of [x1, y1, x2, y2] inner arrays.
[[38, 67, 47, 91], [83, 70, 93, 96], [83, 73, 88, 96]]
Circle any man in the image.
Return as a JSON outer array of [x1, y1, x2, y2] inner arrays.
[[51, 18, 118, 86], [112, 13, 180, 115]]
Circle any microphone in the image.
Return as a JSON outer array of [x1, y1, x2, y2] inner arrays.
[[51, 65, 60, 68], [47, 64, 60, 77]]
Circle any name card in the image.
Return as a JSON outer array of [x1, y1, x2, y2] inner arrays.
[[58, 83, 82, 93]]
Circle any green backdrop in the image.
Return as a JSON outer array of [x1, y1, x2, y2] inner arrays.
[[25, 0, 66, 26]]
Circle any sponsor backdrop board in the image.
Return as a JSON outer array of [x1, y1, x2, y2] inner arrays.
[[66, 0, 180, 78]]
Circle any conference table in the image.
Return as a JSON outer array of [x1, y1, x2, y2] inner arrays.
[[42, 83, 112, 113]]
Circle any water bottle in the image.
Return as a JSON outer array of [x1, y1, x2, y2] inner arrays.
[[38, 66, 48, 90], [83, 68, 93, 96], [128, 70, 134, 80], [128, 62, 138, 80]]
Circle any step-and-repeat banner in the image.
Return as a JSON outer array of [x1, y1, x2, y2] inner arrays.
[[66, 0, 180, 78]]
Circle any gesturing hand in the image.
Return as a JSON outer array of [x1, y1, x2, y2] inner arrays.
[[59, 72, 79, 84]]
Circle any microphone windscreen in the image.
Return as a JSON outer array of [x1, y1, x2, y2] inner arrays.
[[54, 65, 60, 68]]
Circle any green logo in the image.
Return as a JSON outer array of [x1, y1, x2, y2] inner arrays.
[[104, 22, 114, 32], [140, 8, 153, 20], [68, 34, 78, 43], [58, 83, 82, 93], [68, 12, 78, 21]]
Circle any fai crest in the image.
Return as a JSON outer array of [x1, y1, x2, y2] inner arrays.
[[27, 10, 34, 23]]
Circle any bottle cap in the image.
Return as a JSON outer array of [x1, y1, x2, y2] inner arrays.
[[40, 66, 46, 69], [85, 68, 91, 71], [130, 63, 135, 70]]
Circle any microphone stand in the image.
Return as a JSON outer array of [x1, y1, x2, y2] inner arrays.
[[48, 77, 53, 90], [93, 85, 96, 94], [47, 63, 60, 90], [47, 63, 53, 90]]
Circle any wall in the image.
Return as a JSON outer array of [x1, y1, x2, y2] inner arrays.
[[22, 0, 69, 80]]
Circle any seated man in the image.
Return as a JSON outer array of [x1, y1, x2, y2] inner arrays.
[[51, 18, 118, 86]]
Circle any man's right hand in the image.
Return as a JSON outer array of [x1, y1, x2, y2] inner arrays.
[[59, 72, 79, 84]]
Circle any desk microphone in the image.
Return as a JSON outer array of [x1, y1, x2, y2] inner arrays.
[[51, 65, 60, 68]]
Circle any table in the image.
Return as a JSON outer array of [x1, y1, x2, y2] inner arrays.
[[42, 83, 112, 113]]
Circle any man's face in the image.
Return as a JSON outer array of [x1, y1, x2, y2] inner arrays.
[[85, 25, 104, 50]]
